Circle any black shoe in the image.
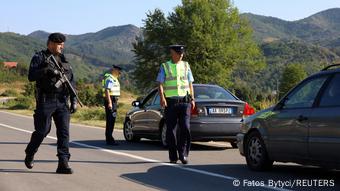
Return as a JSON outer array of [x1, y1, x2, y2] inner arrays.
[[106, 140, 119, 146], [25, 154, 34, 169], [56, 161, 73, 174], [179, 157, 188, 164], [170, 160, 178, 164]]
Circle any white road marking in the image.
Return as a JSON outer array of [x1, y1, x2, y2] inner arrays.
[[0, 122, 291, 191], [0, 110, 122, 131]]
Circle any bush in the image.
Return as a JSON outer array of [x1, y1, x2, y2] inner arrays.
[[71, 102, 131, 128], [279, 64, 307, 98], [252, 99, 277, 111], [1, 89, 19, 97], [77, 83, 103, 106], [5, 96, 34, 109], [73, 107, 106, 121], [23, 82, 35, 97]]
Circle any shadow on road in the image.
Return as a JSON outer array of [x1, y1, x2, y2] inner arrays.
[[121, 164, 340, 191]]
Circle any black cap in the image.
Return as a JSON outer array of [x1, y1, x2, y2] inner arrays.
[[48, 33, 66, 43], [112, 65, 122, 71], [169, 45, 185, 54]]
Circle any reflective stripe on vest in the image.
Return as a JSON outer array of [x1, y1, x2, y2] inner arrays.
[[102, 73, 120, 97], [162, 60, 190, 97]]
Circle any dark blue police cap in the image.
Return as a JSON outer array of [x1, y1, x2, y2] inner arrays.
[[48, 32, 66, 43], [169, 45, 185, 54], [112, 65, 122, 71]]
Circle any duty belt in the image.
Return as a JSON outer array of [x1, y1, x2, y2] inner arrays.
[[37, 93, 67, 101], [166, 96, 188, 104]]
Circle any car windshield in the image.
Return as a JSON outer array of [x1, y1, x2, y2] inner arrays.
[[194, 85, 236, 100]]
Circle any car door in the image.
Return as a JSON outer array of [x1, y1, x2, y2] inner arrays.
[[131, 90, 157, 132], [144, 92, 163, 135], [309, 73, 340, 162], [266, 75, 329, 160]]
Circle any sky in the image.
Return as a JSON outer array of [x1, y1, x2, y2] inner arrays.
[[1, 0, 340, 35]]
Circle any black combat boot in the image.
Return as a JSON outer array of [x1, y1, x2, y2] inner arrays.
[[24, 154, 34, 169], [56, 160, 73, 174]]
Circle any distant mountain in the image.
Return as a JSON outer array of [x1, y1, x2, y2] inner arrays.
[[28, 24, 142, 70], [0, 32, 44, 63], [0, 32, 102, 80], [0, 25, 142, 82], [243, 8, 340, 45], [242, 8, 340, 70], [28, 30, 50, 41], [3, 8, 340, 92], [237, 9, 340, 93]]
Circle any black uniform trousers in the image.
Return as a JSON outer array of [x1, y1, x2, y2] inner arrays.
[[165, 98, 191, 161], [104, 96, 118, 141], [25, 95, 71, 161]]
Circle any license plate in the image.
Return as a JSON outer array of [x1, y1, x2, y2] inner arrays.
[[208, 107, 233, 114]]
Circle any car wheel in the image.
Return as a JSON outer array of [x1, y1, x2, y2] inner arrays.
[[245, 131, 273, 171], [160, 123, 167, 148], [230, 141, 238, 149], [123, 119, 140, 142]]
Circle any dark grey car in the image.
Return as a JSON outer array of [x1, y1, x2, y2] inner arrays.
[[237, 64, 340, 171], [123, 84, 255, 148]]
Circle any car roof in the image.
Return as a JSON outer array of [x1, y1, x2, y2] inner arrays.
[[148, 84, 226, 92], [147, 83, 233, 95], [193, 84, 223, 88], [311, 67, 340, 77]]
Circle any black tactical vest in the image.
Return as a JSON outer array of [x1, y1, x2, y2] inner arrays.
[[35, 50, 72, 95]]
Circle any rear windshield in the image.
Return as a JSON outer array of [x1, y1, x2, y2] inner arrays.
[[194, 85, 237, 100]]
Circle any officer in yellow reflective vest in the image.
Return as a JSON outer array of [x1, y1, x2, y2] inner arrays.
[[156, 45, 195, 164], [102, 65, 122, 145]]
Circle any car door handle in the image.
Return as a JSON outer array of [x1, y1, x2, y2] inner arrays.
[[297, 115, 308, 122]]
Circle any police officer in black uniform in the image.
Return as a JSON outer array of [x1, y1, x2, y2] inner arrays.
[[24, 33, 77, 174]]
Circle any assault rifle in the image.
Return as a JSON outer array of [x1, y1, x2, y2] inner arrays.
[[47, 55, 84, 107]]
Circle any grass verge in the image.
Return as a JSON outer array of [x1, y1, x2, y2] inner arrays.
[[0, 101, 134, 129]]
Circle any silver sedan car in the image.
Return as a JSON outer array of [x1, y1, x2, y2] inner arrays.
[[123, 84, 255, 148]]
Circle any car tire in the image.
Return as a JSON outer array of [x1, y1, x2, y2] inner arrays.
[[123, 119, 140, 142], [245, 131, 273, 171], [160, 123, 168, 148], [230, 141, 238, 149]]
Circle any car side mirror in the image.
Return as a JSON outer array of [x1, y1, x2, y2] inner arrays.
[[132, 101, 140, 107], [136, 96, 143, 102]]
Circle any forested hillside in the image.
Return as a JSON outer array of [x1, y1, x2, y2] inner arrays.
[[2, 8, 340, 102]]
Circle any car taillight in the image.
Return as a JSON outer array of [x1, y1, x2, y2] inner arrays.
[[191, 105, 199, 117], [243, 102, 255, 117]]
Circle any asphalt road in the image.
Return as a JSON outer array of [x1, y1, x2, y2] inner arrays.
[[0, 110, 339, 191]]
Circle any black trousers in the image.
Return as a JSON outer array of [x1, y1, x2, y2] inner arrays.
[[25, 96, 71, 161], [104, 97, 118, 141], [165, 99, 191, 161]]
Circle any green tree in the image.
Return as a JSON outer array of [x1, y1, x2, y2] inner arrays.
[[132, 0, 264, 92], [279, 64, 307, 98]]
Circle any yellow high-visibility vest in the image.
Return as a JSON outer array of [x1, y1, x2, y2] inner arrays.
[[162, 60, 190, 97], [102, 73, 120, 97]]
